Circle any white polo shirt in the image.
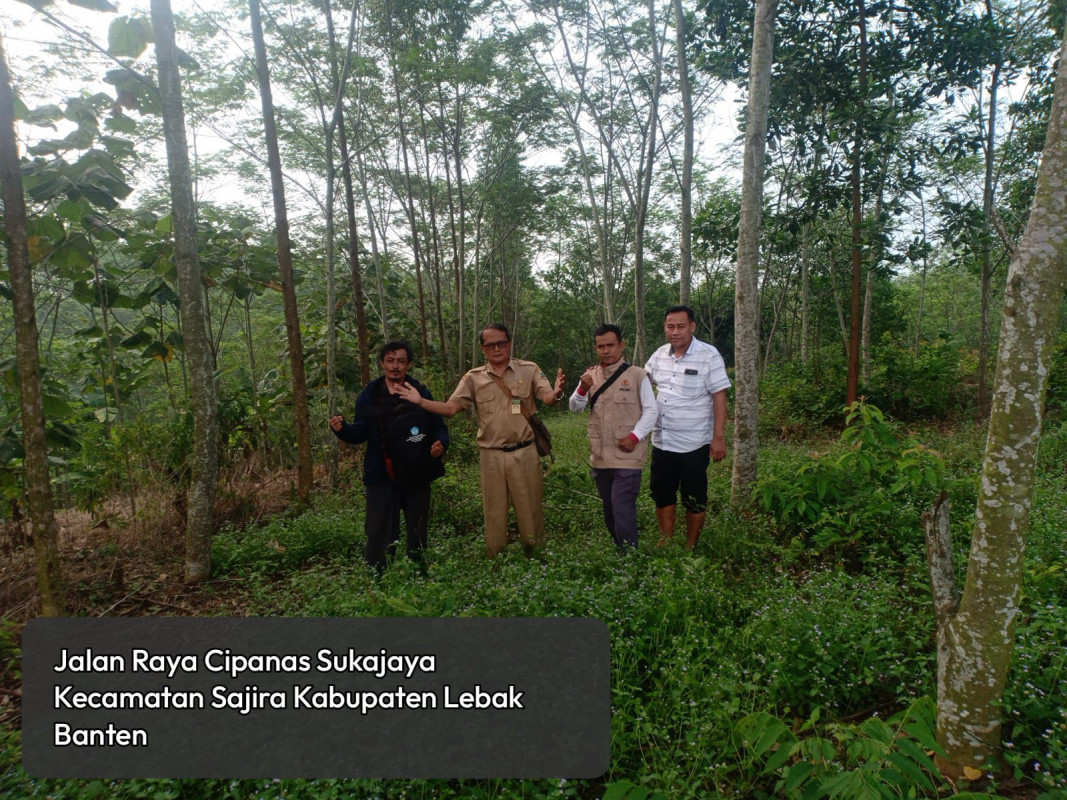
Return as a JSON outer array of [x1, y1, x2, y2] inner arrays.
[[644, 336, 731, 453]]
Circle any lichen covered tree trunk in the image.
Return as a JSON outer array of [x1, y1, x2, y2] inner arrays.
[[151, 0, 220, 582], [927, 27, 1067, 778]]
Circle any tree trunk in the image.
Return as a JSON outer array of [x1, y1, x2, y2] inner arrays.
[[249, 0, 314, 499], [927, 27, 1067, 778], [800, 221, 810, 363], [151, 0, 220, 582], [632, 0, 664, 364], [731, 0, 776, 507], [915, 190, 930, 355], [978, 58, 1001, 416], [384, 1, 429, 360], [0, 30, 65, 616], [326, 0, 371, 385], [847, 0, 868, 405], [673, 0, 694, 306]]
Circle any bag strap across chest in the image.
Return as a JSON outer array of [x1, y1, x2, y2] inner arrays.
[[488, 371, 535, 418], [588, 362, 630, 411]]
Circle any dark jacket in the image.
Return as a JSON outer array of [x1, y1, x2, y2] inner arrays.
[[331, 376, 449, 486]]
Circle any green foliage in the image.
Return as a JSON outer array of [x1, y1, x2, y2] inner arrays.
[[756, 402, 947, 564], [759, 356, 849, 436], [1045, 332, 1067, 416], [5, 412, 1066, 797], [732, 570, 935, 716], [867, 335, 974, 420], [726, 698, 1001, 799], [212, 503, 364, 576]]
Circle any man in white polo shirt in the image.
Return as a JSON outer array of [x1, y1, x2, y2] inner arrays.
[[644, 305, 731, 549]]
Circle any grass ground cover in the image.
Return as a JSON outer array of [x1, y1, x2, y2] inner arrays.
[[2, 412, 1064, 799]]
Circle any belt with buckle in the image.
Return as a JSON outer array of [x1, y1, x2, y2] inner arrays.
[[500, 439, 534, 452]]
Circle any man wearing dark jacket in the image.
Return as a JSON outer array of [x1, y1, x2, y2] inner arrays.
[[329, 341, 448, 573]]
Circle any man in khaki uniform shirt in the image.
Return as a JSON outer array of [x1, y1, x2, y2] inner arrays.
[[396, 323, 565, 556]]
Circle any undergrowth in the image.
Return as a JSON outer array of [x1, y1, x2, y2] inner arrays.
[[3, 414, 1063, 799]]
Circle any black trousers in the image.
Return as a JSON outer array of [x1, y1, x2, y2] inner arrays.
[[364, 481, 432, 572]]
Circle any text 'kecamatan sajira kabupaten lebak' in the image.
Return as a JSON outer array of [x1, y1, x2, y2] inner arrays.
[[50, 647, 526, 747]]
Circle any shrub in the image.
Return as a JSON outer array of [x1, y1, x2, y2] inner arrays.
[[759, 356, 848, 436], [867, 335, 973, 420], [755, 401, 947, 565]]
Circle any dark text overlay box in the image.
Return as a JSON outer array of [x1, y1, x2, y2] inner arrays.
[[22, 617, 609, 779]]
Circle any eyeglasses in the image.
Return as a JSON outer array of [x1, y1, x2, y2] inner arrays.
[[482, 340, 510, 350]]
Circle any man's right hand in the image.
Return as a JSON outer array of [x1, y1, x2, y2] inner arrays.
[[329, 415, 344, 432], [395, 382, 423, 405], [579, 367, 596, 392]]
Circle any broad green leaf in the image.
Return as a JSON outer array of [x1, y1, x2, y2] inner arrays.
[[45, 430, 77, 456], [49, 236, 93, 270], [23, 103, 63, 128], [142, 341, 174, 362], [100, 135, 136, 160], [601, 783, 633, 800], [120, 331, 153, 349], [885, 751, 935, 791], [13, 94, 30, 121], [82, 213, 125, 242], [56, 199, 85, 223], [94, 407, 118, 423], [42, 394, 73, 417], [155, 213, 173, 235], [104, 113, 137, 134], [784, 760, 815, 792], [108, 16, 151, 58], [177, 48, 200, 71]]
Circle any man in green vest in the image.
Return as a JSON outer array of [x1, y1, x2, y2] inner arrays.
[[569, 324, 658, 548]]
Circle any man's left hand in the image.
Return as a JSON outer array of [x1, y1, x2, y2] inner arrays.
[[710, 437, 727, 462], [430, 440, 444, 458], [554, 367, 566, 397]]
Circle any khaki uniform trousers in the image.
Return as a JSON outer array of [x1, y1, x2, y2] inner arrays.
[[478, 443, 545, 556]]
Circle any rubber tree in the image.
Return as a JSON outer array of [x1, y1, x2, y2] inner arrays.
[[0, 29, 66, 616], [924, 25, 1067, 779], [150, 0, 220, 582], [731, 0, 777, 507], [248, 0, 314, 499]]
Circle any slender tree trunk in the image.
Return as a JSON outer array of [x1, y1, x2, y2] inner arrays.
[[926, 28, 1067, 778], [151, 0, 220, 581], [978, 57, 1001, 416], [632, 0, 665, 364], [915, 191, 930, 355], [673, 0, 694, 305], [0, 31, 65, 616], [355, 147, 388, 341], [847, 0, 868, 405], [93, 259, 137, 520], [326, 0, 371, 385], [323, 156, 339, 488], [732, 0, 776, 507], [249, 0, 313, 498], [384, 1, 429, 360], [800, 221, 811, 363]]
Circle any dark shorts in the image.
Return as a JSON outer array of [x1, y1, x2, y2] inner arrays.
[[649, 445, 710, 513]]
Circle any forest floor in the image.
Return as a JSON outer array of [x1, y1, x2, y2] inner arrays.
[[0, 466, 314, 731], [1, 415, 1062, 800]]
